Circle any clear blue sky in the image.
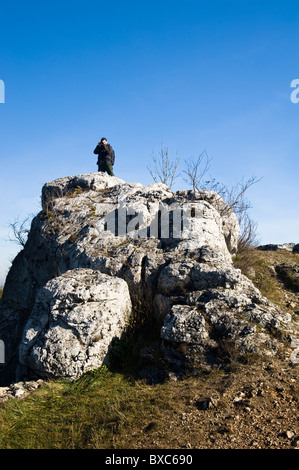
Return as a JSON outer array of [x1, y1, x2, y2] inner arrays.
[[1, 0, 299, 285]]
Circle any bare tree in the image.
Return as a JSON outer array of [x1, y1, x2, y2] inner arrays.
[[8, 215, 32, 248], [237, 212, 260, 252], [216, 176, 262, 218], [182, 151, 262, 251], [210, 177, 262, 251], [148, 145, 180, 190], [183, 150, 212, 194]]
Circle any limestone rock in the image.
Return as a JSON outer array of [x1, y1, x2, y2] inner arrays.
[[0, 172, 298, 384], [0, 380, 43, 402], [19, 268, 131, 380], [257, 243, 296, 252], [41, 172, 126, 209], [159, 265, 295, 372]]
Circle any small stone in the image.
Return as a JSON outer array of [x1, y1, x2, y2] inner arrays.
[[167, 372, 178, 382], [0, 387, 10, 397], [286, 431, 295, 440], [233, 392, 245, 403], [195, 397, 218, 410], [14, 389, 25, 398], [292, 439, 299, 448], [250, 440, 259, 447], [23, 381, 42, 391], [12, 381, 25, 390]]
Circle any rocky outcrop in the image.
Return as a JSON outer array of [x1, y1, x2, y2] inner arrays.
[[0, 380, 44, 402], [159, 269, 293, 373], [275, 264, 299, 293], [0, 172, 298, 385], [19, 269, 131, 380], [258, 243, 298, 253]]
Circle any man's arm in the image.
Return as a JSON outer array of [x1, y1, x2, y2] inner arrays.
[[93, 145, 101, 154]]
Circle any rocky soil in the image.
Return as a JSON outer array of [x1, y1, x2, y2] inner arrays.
[[132, 357, 299, 450]]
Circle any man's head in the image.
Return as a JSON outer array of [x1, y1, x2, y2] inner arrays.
[[101, 137, 107, 144]]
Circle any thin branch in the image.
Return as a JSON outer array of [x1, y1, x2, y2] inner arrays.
[[182, 151, 212, 195], [182, 152, 262, 251], [148, 146, 180, 189], [8, 216, 32, 247]]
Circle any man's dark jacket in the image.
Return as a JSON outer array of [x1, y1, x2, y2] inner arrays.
[[93, 143, 115, 166]]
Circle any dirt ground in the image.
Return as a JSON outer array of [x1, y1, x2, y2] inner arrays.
[[121, 353, 297, 450]]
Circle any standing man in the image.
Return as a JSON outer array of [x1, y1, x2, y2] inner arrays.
[[93, 137, 115, 176]]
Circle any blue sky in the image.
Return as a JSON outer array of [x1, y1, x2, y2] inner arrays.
[[1, 0, 299, 285]]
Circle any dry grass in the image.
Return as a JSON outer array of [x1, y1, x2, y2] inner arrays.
[[0, 356, 298, 449], [233, 248, 299, 312]]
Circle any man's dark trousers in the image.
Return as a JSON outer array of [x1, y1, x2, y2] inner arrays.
[[98, 162, 114, 176]]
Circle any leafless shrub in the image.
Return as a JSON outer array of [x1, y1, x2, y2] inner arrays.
[[216, 176, 262, 218], [8, 215, 33, 248], [237, 212, 260, 252], [181, 151, 262, 251], [183, 150, 212, 194], [213, 176, 261, 251], [148, 146, 180, 190]]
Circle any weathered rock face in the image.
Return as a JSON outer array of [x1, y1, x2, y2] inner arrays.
[[19, 269, 132, 380], [159, 268, 293, 373], [0, 172, 298, 384]]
